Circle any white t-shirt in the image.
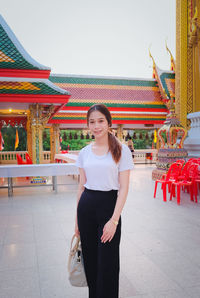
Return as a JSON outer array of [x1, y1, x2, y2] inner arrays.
[[75, 143, 134, 191]]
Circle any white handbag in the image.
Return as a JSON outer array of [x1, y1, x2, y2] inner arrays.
[[68, 234, 87, 287]]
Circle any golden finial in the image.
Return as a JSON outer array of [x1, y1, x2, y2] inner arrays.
[[149, 46, 156, 78], [165, 41, 175, 71]]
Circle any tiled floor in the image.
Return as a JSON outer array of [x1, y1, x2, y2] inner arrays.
[[0, 165, 200, 298]]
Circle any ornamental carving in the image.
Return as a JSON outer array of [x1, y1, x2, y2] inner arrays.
[[29, 104, 54, 128], [188, 6, 200, 47]]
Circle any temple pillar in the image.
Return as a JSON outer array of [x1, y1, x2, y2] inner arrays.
[[27, 104, 54, 164], [50, 124, 61, 163], [176, 0, 200, 128], [26, 112, 33, 161], [176, 0, 188, 128]]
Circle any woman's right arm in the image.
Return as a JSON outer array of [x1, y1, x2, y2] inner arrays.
[[75, 168, 86, 237]]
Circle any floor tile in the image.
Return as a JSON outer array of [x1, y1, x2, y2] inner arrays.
[[0, 243, 37, 271], [0, 165, 200, 298], [0, 268, 41, 298]]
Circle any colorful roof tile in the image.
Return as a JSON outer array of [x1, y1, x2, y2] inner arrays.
[[0, 78, 70, 96], [49, 74, 168, 127]]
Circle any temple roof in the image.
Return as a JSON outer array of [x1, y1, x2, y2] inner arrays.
[[0, 15, 49, 71], [0, 15, 71, 122], [0, 15, 172, 129], [49, 74, 168, 128]]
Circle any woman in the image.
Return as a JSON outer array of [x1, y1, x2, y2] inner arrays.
[[75, 104, 133, 298]]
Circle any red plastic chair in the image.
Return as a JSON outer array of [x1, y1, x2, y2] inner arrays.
[[16, 154, 26, 165], [177, 160, 194, 181], [175, 159, 185, 165], [193, 165, 200, 198], [61, 150, 68, 154], [154, 162, 182, 202], [25, 153, 33, 164], [161, 160, 185, 180], [170, 163, 199, 205]]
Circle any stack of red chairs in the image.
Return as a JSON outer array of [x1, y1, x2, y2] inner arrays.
[[154, 162, 183, 202], [170, 163, 199, 205]]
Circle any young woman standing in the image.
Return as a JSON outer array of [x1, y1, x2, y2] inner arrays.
[[75, 104, 133, 298]]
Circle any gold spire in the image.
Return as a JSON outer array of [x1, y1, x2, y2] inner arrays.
[[149, 48, 156, 79], [165, 41, 175, 71]]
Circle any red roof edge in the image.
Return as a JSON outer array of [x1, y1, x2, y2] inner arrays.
[[0, 94, 71, 103], [0, 69, 51, 79]]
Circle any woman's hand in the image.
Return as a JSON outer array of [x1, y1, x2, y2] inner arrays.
[[101, 220, 117, 243], [75, 221, 80, 237]]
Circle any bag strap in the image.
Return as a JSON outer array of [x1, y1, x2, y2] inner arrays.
[[68, 234, 80, 273], [70, 234, 80, 253]]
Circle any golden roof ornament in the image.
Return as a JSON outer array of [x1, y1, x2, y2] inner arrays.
[[165, 41, 176, 71], [149, 48, 156, 79], [158, 96, 187, 149]]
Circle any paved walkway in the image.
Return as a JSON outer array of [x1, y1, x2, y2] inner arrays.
[[0, 165, 200, 298]]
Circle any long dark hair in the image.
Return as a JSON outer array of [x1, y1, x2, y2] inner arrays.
[[87, 104, 122, 163]]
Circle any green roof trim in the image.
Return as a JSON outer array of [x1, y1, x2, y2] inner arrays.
[[49, 75, 157, 87], [52, 116, 165, 121], [65, 102, 167, 109]]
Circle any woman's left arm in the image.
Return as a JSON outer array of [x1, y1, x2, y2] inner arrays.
[[101, 170, 130, 243]]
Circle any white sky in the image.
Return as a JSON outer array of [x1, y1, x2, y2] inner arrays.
[[1, 0, 176, 79]]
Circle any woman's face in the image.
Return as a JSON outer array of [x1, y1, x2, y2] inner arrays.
[[88, 110, 109, 139]]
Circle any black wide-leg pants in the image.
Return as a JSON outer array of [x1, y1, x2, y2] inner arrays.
[[77, 188, 121, 298]]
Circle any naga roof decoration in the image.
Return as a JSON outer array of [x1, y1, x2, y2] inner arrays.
[[49, 74, 168, 128], [166, 43, 176, 71], [149, 48, 175, 102], [156, 66, 175, 100]]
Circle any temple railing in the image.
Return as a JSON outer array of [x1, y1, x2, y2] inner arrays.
[[0, 149, 157, 164], [133, 149, 157, 163], [42, 151, 51, 163], [0, 151, 26, 164]]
